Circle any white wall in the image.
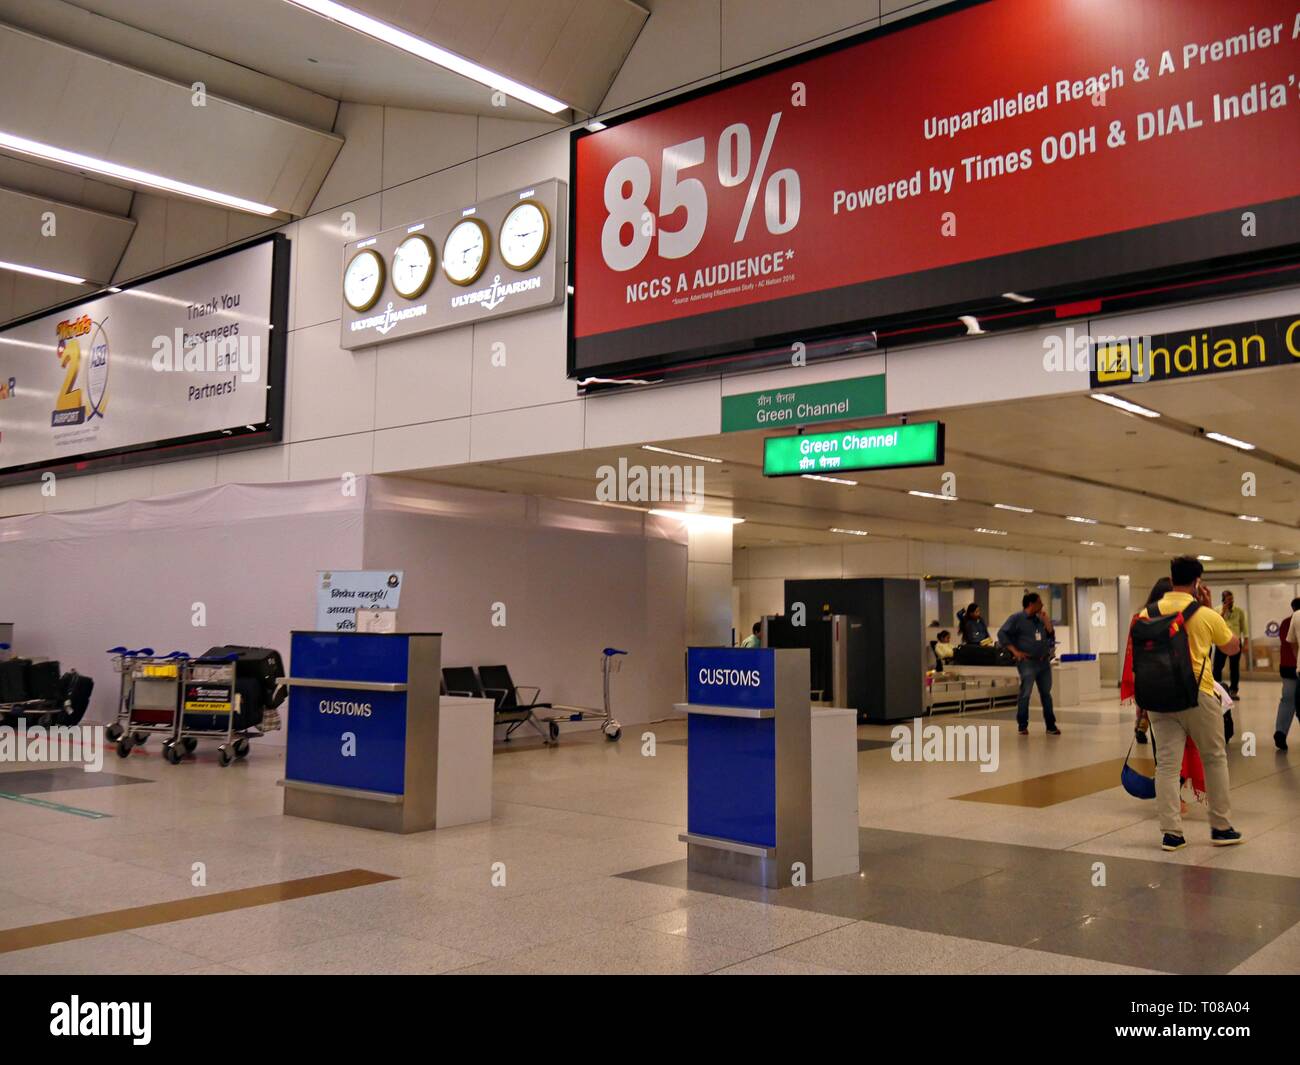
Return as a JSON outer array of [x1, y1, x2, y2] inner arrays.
[[361, 481, 688, 725], [0, 481, 366, 727], [0, 476, 688, 731]]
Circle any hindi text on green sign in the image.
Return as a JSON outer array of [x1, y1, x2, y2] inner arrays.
[[721, 375, 885, 433]]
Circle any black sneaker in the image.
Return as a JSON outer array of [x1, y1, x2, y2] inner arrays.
[[1211, 827, 1244, 846], [1161, 833, 1187, 851], [1047, 726, 1061, 736], [1275, 731, 1288, 752]]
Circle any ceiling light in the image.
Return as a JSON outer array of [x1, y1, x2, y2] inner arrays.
[[802, 474, 858, 486], [1237, 514, 1263, 522], [648, 509, 744, 530], [0, 259, 86, 285], [909, 490, 956, 501], [1002, 292, 1034, 303], [641, 445, 723, 463], [1124, 526, 1153, 533], [283, 0, 568, 113], [1167, 532, 1193, 540], [1204, 431, 1255, 451], [1091, 394, 1160, 418], [994, 503, 1034, 513], [974, 528, 1007, 536], [0, 130, 277, 215], [1196, 555, 1215, 561], [585, 121, 607, 132], [830, 527, 870, 537], [1066, 515, 1098, 524]]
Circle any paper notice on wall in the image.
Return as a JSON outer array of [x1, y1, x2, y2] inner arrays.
[[356, 608, 398, 633], [315, 570, 404, 632]]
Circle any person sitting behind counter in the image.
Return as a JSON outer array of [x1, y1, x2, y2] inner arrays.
[[934, 630, 955, 662], [957, 603, 991, 645]]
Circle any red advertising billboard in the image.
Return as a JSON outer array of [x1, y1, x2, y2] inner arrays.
[[569, 0, 1300, 380]]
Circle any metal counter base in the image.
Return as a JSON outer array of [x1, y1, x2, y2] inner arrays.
[[281, 780, 423, 834], [684, 840, 780, 889], [679, 832, 780, 888]]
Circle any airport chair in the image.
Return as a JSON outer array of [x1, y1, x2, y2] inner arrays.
[[476, 664, 551, 743], [441, 666, 485, 701]]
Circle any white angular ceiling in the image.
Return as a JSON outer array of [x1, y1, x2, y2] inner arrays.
[[0, 187, 134, 286], [0, 23, 342, 218], [53, 0, 648, 117]]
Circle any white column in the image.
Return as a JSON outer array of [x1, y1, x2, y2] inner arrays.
[[686, 522, 734, 647]]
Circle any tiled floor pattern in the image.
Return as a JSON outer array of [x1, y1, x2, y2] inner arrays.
[[621, 826, 1300, 974], [0, 870, 393, 953], [0, 768, 152, 794], [0, 679, 1295, 974]]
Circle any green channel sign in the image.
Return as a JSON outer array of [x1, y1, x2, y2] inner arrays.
[[722, 375, 885, 433], [763, 421, 944, 477]]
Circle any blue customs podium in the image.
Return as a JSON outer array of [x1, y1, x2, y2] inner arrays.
[[676, 647, 816, 888], [281, 631, 443, 833]]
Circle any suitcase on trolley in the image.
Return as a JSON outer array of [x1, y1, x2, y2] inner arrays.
[[0, 657, 30, 702], [196, 646, 286, 730], [60, 671, 94, 726], [27, 660, 61, 701]]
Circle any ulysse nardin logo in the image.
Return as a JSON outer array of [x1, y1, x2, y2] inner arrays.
[[350, 300, 429, 336], [450, 273, 542, 312]]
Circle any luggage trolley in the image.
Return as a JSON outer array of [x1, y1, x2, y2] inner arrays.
[[167, 653, 253, 767], [543, 647, 626, 742], [105, 648, 187, 758]]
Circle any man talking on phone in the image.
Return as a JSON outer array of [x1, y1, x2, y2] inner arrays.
[[998, 592, 1059, 736]]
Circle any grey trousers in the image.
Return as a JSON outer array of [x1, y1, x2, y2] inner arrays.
[[1147, 690, 1232, 835], [1275, 676, 1298, 736]]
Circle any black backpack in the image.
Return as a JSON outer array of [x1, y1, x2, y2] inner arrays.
[[1130, 601, 1206, 712]]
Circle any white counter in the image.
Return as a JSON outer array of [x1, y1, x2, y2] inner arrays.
[[810, 707, 860, 880], [435, 696, 494, 828]]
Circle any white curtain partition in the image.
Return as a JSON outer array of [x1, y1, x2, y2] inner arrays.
[[0, 476, 688, 734]]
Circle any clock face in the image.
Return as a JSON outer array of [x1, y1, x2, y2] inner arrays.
[[499, 201, 550, 271], [391, 234, 435, 299], [343, 249, 384, 312], [442, 218, 490, 286]]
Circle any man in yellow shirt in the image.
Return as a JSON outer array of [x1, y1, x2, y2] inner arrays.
[[1143, 556, 1243, 851]]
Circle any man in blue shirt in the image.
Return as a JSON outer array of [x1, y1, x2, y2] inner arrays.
[[998, 592, 1060, 736]]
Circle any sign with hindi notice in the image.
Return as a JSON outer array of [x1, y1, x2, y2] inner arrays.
[[315, 571, 404, 632]]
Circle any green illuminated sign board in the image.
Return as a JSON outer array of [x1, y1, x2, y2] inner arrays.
[[763, 421, 944, 477], [721, 375, 885, 433]]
